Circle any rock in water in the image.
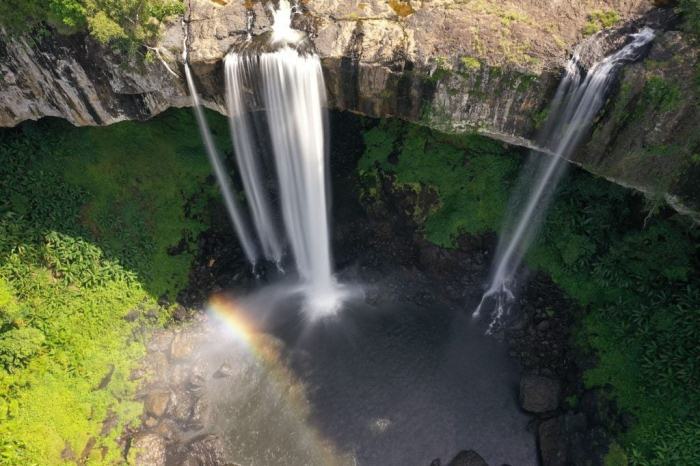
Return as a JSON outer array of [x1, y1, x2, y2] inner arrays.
[[519, 374, 561, 413], [447, 450, 488, 466]]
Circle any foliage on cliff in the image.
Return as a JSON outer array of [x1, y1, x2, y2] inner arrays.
[[0, 110, 218, 464], [359, 119, 700, 465], [680, 0, 700, 35], [0, 0, 184, 50], [359, 120, 520, 246]]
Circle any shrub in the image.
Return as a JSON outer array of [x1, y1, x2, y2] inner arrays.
[[88, 10, 127, 44], [583, 9, 622, 35], [0, 328, 45, 372]]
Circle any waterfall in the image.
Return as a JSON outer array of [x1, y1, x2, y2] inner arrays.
[[182, 27, 259, 265], [475, 28, 655, 329], [224, 54, 284, 265], [218, 0, 343, 316], [260, 48, 337, 308]]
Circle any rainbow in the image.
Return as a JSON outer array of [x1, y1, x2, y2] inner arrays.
[[205, 293, 352, 465]]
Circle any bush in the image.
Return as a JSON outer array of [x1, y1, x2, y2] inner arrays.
[[0, 328, 45, 372], [359, 120, 519, 246]]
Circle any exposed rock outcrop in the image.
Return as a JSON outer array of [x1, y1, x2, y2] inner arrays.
[[0, 0, 654, 133]]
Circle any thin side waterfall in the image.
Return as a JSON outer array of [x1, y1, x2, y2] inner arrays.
[[475, 28, 655, 330], [182, 31, 259, 265], [225, 54, 284, 265]]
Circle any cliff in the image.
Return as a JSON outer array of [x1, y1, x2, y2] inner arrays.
[[0, 0, 697, 218]]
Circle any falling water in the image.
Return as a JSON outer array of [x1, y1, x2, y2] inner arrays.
[[219, 0, 343, 315], [474, 28, 655, 329], [225, 54, 284, 265], [260, 48, 338, 311], [182, 29, 259, 265]]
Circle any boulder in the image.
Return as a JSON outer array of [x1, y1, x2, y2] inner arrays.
[[519, 374, 561, 413], [145, 389, 171, 418], [447, 450, 488, 466], [170, 389, 195, 423], [538, 418, 567, 466], [170, 331, 198, 360], [133, 433, 167, 466]]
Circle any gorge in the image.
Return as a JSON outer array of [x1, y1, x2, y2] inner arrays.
[[0, 1, 699, 466]]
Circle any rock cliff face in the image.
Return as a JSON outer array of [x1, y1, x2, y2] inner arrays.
[[0, 0, 697, 217]]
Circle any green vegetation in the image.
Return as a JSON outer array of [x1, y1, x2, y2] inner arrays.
[[460, 56, 482, 72], [527, 177, 700, 463], [359, 118, 700, 464], [583, 9, 622, 36], [640, 76, 682, 113], [359, 120, 519, 246], [680, 0, 700, 36], [0, 0, 184, 52], [0, 110, 220, 464]]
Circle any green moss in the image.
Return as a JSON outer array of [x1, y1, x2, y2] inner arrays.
[[0, 109, 218, 464], [680, 0, 700, 37], [640, 76, 682, 113], [532, 108, 549, 129]]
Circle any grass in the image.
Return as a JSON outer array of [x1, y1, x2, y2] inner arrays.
[[0, 109, 223, 464], [358, 118, 700, 464], [583, 9, 621, 36]]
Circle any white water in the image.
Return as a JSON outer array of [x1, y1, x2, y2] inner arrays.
[[225, 54, 284, 265], [474, 28, 655, 329], [218, 0, 343, 316], [270, 0, 303, 45], [182, 33, 259, 265], [260, 48, 339, 312]]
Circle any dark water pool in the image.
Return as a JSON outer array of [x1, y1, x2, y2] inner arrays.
[[199, 286, 537, 466]]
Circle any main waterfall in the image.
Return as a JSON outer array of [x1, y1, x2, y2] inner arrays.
[[260, 48, 337, 307], [475, 28, 655, 330], [191, 0, 344, 316]]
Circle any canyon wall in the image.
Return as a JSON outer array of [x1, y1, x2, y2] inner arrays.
[[0, 0, 697, 217]]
